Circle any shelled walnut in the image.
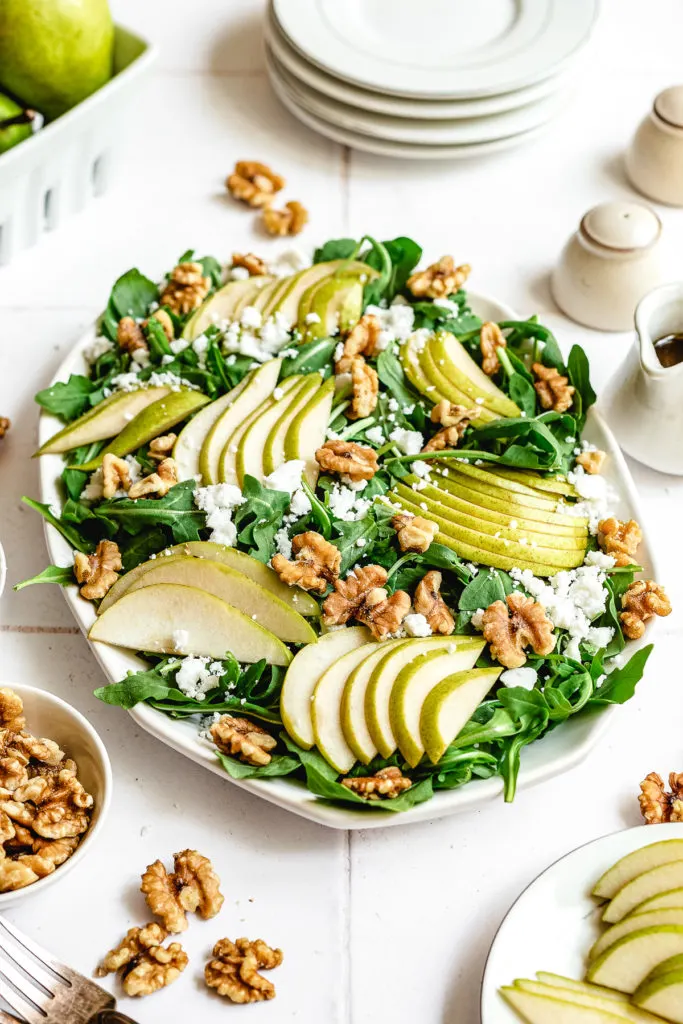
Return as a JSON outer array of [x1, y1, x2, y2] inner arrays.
[[159, 262, 211, 316], [315, 439, 378, 480], [74, 540, 121, 600], [620, 579, 671, 639], [128, 458, 177, 499], [226, 161, 285, 208], [480, 321, 506, 376], [639, 772, 683, 824], [348, 356, 379, 419], [205, 937, 283, 1003], [0, 690, 93, 892], [342, 767, 412, 800], [0, 417, 9, 439], [407, 256, 470, 299], [141, 849, 224, 934], [322, 565, 410, 638], [263, 200, 308, 237], [335, 314, 381, 373], [532, 362, 575, 413], [211, 716, 277, 767], [482, 592, 555, 669], [272, 531, 341, 594], [231, 252, 268, 276], [423, 406, 479, 451], [576, 449, 606, 474], [597, 517, 642, 567], [97, 923, 188, 998], [391, 512, 438, 553], [413, 571, 455, 635]]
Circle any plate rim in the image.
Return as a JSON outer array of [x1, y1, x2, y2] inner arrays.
[[271, 0, 599, 100], [480, 823, 683, 1022], [37, 290, 656, 830]]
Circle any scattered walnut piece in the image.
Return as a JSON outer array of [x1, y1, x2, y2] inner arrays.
[[358, 587, 411, 639], [532, 362, 575, 413], [159, 262, 211, 316], [232, 252, 268, 276], [0, 417, 10, 439], [141, 848, 224, 933], [226, 161, 285, 208], [424, 404, 480, 451], [102, 453, 131, 499], [335, 314, 381, 373], [272, 531, 340, 594], [205, 937, 283, 1003], [576, 449, 606, 474], [128, 457, 177, 499], [480, 321, 506, 376], [211, 716, 277, 768], [322, 565, 388, 626], [639, 772, 683, 824], [263, 200, 308, 237], [315, 439, 378, 480], [148, 434, 177, 461], [391, 513, 438, 553], [147, 308, 175, 341], [74, 539, 122, 600], [482, 592, 555, 669], [342, 766, 412, 800], [348, 356, 379, 419], [117, 316, 147, 354], [97, 923, 168, 976], [413, 571, 455, 636], [141, 861, 188, 934], [597, 517, 642, 567], [620, 579, 671, 639], [98, 923, 187, 998], [407, 256, 471, 299]]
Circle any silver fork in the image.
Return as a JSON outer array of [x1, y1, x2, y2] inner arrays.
[[0, 916, 136, 1024]]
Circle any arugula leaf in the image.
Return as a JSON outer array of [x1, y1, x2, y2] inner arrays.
[[233, 476, 291, 563], [216, 751, 300, 780], [22, 497, 95, 552], [197, 255, 222, 290], [62, 441, 106, 501], [280, 339, 337, 379], [380, 236, 423, 295], [458, 568, 514, 611], [590, 644, 654, 705], [567, 345, 596, 426], [388, 543, 470, 591], [144, 318, 173, 360], [109, 268, 158, 321], [35, 374, 98, 422], [13, 565, 74, 591], [94, 673, 174, 709], [118, 528, 170, 573], [313, 238, 359, 263], [376, 348, 421, 409], [500, 318, 565, 370], [94, 480, 204, 543]]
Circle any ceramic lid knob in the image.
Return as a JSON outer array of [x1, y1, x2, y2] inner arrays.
[[581, 201, 661, 252], [654, 85, 683, 128]]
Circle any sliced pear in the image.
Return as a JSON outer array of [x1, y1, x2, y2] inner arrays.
[[283, 376, 335, 488], [199, 359, 281, 484], [183, 276, 274, 339], [587, 925, 683, 993], [221, 375, 302, 486], [298, 277, 363, 341], [633, 889, 683, 916], [429, 330, 521, 417], [121, 556, 316, 645], [593, 840, 683, 901], [74, 390, 211, 471], [535, 974, 628, 1003], [235, 375, 308, 486], [431, 472, 587, 531], [173, 377, 250, 482], [501, 987, 638, 1024], [495, 466, 576, 498], [250, 279, 283, 313], [312, 642, 380, 773], [268, 259, 376, 324], [591, 909, 683, 963], [99, 541, 319, 616], [418, 341, 501, 422], [389, 642, 485, 767], [263, 375, 320, 476], [513, 979, 661, 1023], [36, 387, 170, 456], [232, 277, 275, 318], [634, 963, 683, 1024], [89, 583, 292, 665], [281, 626, 371, 749], [604, 863, 683, 924], [340, 640, 406, 765], [365, 637, 462, 759], [388, 491, 586, 573], [421, 666, 502, 763], [400, 333, 443, 399], [446, 460, 565, 502]]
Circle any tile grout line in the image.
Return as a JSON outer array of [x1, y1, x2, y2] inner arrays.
[[0, 625, 80, 634]]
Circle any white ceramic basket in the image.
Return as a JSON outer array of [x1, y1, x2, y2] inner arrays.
[[0, 25, 156, 264]]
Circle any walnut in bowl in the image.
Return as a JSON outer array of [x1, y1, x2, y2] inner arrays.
[[0, 684, 112, 905]]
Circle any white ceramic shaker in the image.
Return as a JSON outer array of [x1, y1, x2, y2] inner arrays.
[[627, 86, 683, 206]]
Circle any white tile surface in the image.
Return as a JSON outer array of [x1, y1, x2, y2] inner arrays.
[[1, 1, 683, 1021]]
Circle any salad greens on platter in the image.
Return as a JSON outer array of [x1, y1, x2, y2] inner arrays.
[[23, 234, 658, 814]]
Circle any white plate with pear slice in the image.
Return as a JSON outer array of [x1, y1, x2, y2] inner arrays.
[[481, 823, 683, 1023], [37, 292, 658, 830]]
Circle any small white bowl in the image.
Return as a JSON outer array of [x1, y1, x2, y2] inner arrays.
[[0, 684, 112, 905]]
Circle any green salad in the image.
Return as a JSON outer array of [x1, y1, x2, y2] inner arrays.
[[21, 235, 660, 815]]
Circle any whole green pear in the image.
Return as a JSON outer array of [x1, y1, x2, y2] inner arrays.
[[0, 0, 114, 121], [0, 91, 36, 153]]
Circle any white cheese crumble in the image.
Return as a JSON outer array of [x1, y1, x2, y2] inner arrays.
[[403, 613, 432, 638], [228, 265, 250, 281], [305, 312, 321, 325], [270, 247, 311, 278], [273, 526, 293, 560], [584, 550, 617, 569], [327, 482, 371, 522], [131, 347, 151, 369], [192, 334, 209, 367], [172, 628, 189, 652], [221, 310, 292, 363], [240, 306, 262, 330], [365, 426, 385, 446], [264, 459, 306, 495], [194, 483, 245, 548], [170, 338, 189, 355], [175, 656, 223, 700], [289, 488, 312, 518], [389, 427, 423, 456], [364, 301, 415, 350], [84, 336, 114, 364], [110, 370, 196, 393], [559, 465, 617, 534], [500, 667, 538, 690]]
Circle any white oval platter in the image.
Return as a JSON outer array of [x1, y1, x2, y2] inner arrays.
[[271, 0, 598, 100], [38, 292, 656, 830], [263, 10, 572, 122], [481, 823, 683, 1023]]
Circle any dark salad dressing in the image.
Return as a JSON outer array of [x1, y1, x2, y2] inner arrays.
[[654, 333, 683, 367]]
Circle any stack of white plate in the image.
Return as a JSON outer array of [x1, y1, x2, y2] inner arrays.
[[265, 0, 599, 160]]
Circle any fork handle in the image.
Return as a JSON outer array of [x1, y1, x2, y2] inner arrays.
[[91, 1013, 139, 1024]]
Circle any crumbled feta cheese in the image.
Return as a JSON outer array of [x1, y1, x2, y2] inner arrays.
[[356, 538, 366, 548], [175, 656, 222, 700], [147, 371, 196, 392], [273, 386, 284, 400], [205, 508, 238, 547], [228, 265, 250, 281], [560, 466, 617, 534], [327, 482, 371, 522], [365, 426, 385, 446], [272, 527, 293, 560], [161, 353, 175, 365], [500, 667, 538, 690], [305, 312, 321, 325], [403, 613, 432, 637], [364, 301, 415, 350], [411, 460, 432, 480], [270, 248, 311, 278], [334, 341, 346, 364], [289, 487, 312, 518], [584, 550, 617, 569], [172, 628, 189, 652], [194, 484, 244, 515], [389, 427, 423, 456], [432, 297, 460, 314], [387, 398, 399, 413], [241, 306, 262, 330], [192, 334, 209, 367], [510, 564, 611, 658], [84, 336, 114, 364], [265, 460, 306, 495], [131, 347, 151, 369], [81, 469, 104, 502], [170, 338, 189, 355]]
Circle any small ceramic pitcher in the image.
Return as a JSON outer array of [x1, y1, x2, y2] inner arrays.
[[599, 282, 683, 475]]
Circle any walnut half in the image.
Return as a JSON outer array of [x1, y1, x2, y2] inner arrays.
[[532, 362, 575, 413], [263, 201, 308, 237], [211, 716, 277, 767], [141, 849, 224, 933], [159, 262, 211, 317], [598, 517, 642, 567], [97, 923, 187, 998], [481, 592, 555, 669], [315, 439, 378, 481], [639, 772, 683, 824], [413, 571, 455, 635], [620, 579, 671, 639], [407, 257, 470, 299], [74, 540, 122, 601], [205, 937, 283, 1003], [342, 767, 412, 800], [271, 531, 340, 594], [391, 512, 438, 553]]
